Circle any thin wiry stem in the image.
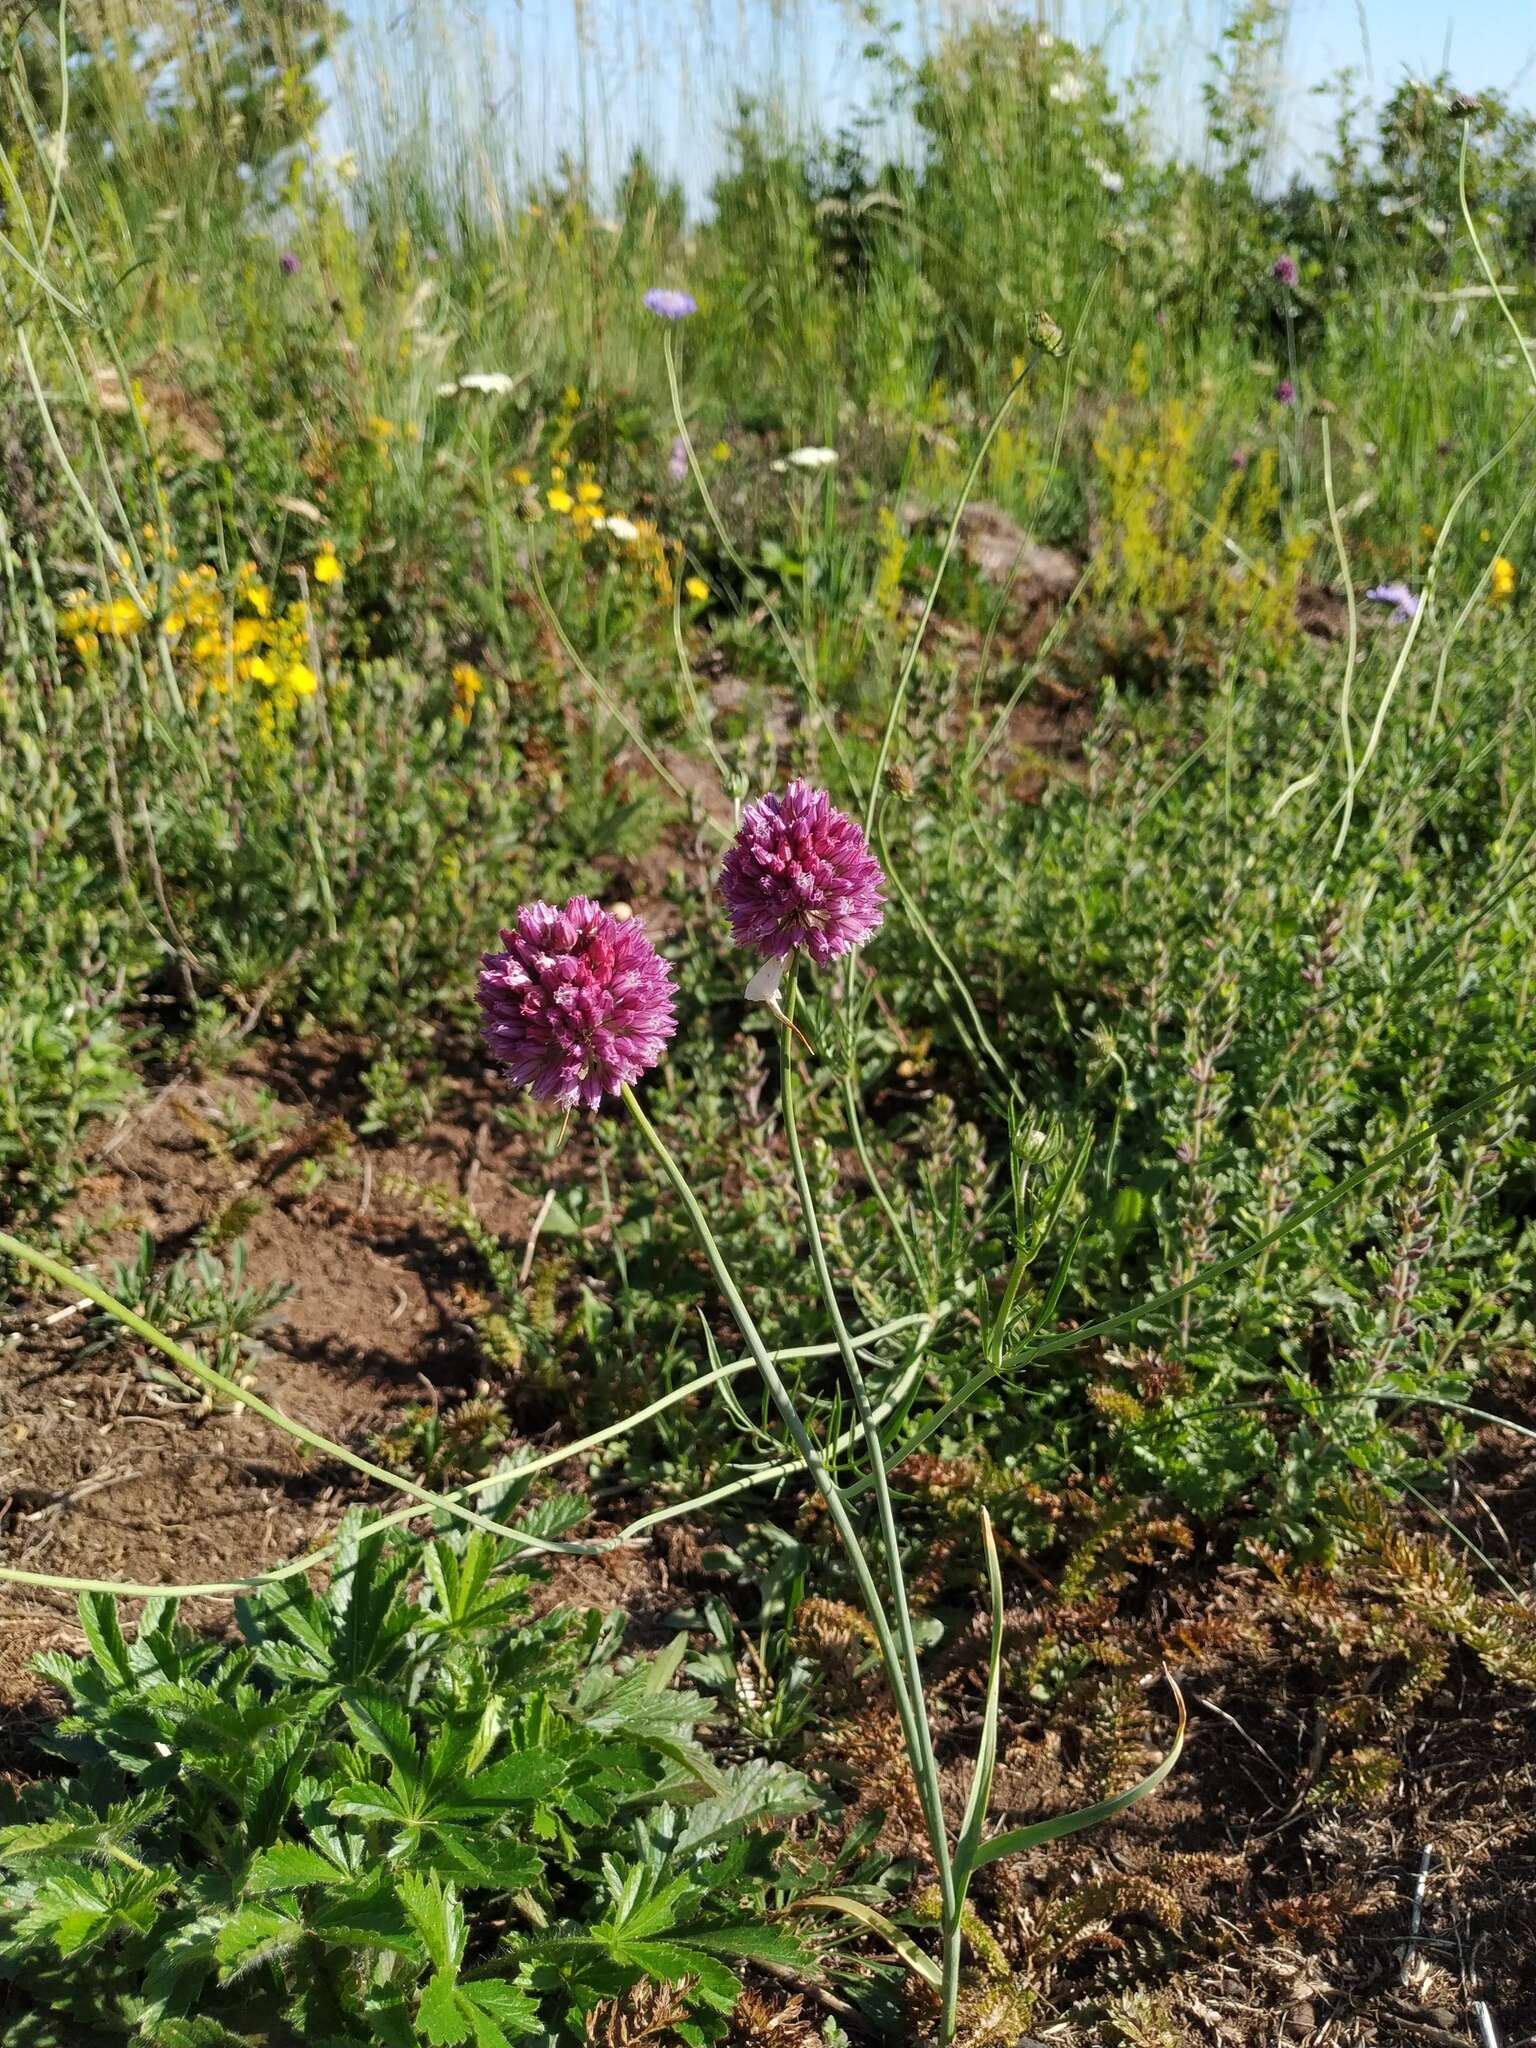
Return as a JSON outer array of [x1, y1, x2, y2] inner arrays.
[[777, 964, 961, 2031], [620, 1081, 930, 1748]]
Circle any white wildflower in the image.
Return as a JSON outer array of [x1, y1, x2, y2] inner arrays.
[[785, 446, 837, 469]]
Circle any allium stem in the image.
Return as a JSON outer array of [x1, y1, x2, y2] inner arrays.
[[619, 1080, 932, 1746], [776, 967, 963, 2034]]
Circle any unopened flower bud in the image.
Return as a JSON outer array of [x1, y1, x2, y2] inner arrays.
[[883, 761, 916, 800], [1028, 310, 1065, 358]]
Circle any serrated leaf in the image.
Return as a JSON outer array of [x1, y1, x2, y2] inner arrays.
[[417, 1969, 470, 2045], [245, 1841, 349, 1893], [398, 1870, 466, 1975], [453, 1750, 566, 1808], [617, 1940, 741, 2010], [671, 1761, 815, 1854], [214, 1900, 305, 1974], [342, 1692, 420, 1784], [78, 1593, 132, 1687]]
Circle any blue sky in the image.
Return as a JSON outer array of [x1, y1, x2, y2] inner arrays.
[[341, 1, 1536, 202]]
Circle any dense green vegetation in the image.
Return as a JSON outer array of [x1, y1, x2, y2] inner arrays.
[[2, 3, 1535, 2040]]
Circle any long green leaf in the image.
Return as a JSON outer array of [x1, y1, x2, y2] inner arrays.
[[789, 1895, 941, 1990], [970, 1672, 1186, 1868], [952, 1510, 1005, 1895]]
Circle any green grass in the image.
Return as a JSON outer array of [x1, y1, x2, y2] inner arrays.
[[2, 7, 1536, 2034]]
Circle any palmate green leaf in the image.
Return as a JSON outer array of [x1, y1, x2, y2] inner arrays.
[[398, 1871, 467, 1975], [459, 1979, 542, 2045], [614, 1939, 741, 2011], [417, 1970, 470, 2046], [143, 2020, 252, 2048], [414, 1829, 543, 1893], [329, 1781, 417, 1826], [342, 1691, 421, 1784], [446, 1749, 568, 1810], [214, 1899, 305, 1976], [77, 1593, 133, 1688], [415, 1975, 541, 2048], [306, 1873, 419, 1955], [0, 1792, 166, 1866], [139, 1910, 221, 2024], [244, 1717, 319, 1851], [669, 1760, 816, 1855], [244, 1841, 351, 1893], [682, 1923, 811, 1969]]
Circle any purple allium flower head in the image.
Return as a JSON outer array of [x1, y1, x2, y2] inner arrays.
[[668, 433, 689, 483], [643, 286, 697, 320], [1275, 378, 1296, 406], [279, 251, 301, 275], [478, 897, 676, 1110], [1271, 253, 1298, 286], [718, 780, 886, 966], [1367, 581, 1420, 624]]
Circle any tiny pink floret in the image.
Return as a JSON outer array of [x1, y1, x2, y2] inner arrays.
[[478, 897, 677, 1110], [718, 780, 886, 966]]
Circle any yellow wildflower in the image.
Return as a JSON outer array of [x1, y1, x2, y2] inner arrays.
[[562, 385, 580, 410], [369, 415, 395, 440], [1491, 555, 1516, 602], [451, 660, 484, 725], [286, 661, 318, 697], [547, 487, 574, 514], [684, 576, 710, 602], [511, 465, 533, 487], [576, 480, 603, 505], [232, 617, 263, 655], [313, 544, 343, 586], [103, 597, 143, 636], [248, 654, 277, 685], [710, 441, 731, 463]]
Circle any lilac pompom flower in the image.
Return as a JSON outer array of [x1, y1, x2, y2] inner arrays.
[[279, 251, 301, 275], [643, 286, 697, 320], [478, 897, 676, 1111], [719, 781, 885, 989], [668, 433, 689, 483], [1271, 253, 1298, 286], [1275, 377, 1296, 406], [1367, 581, 1420, 624]]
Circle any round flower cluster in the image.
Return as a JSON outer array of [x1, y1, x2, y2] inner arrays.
[[481, 783, 887, 1110], [718, 779, 885, 965], [478, 898, 678, 1110]]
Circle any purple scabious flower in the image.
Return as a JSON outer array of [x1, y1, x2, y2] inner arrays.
[[1275, 378, 1296, 406], [1271, 253, 1298, 286], [718, 780, 885, 967], [643, 286, 697, 320], [279, 250, 301, 275], [1367, 581, 1420, 623], [668, 433, 689, 483], [478, 897, 676, 1110]]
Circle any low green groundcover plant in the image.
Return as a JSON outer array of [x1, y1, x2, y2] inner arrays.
[[0, 1498, 829, 2048]]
